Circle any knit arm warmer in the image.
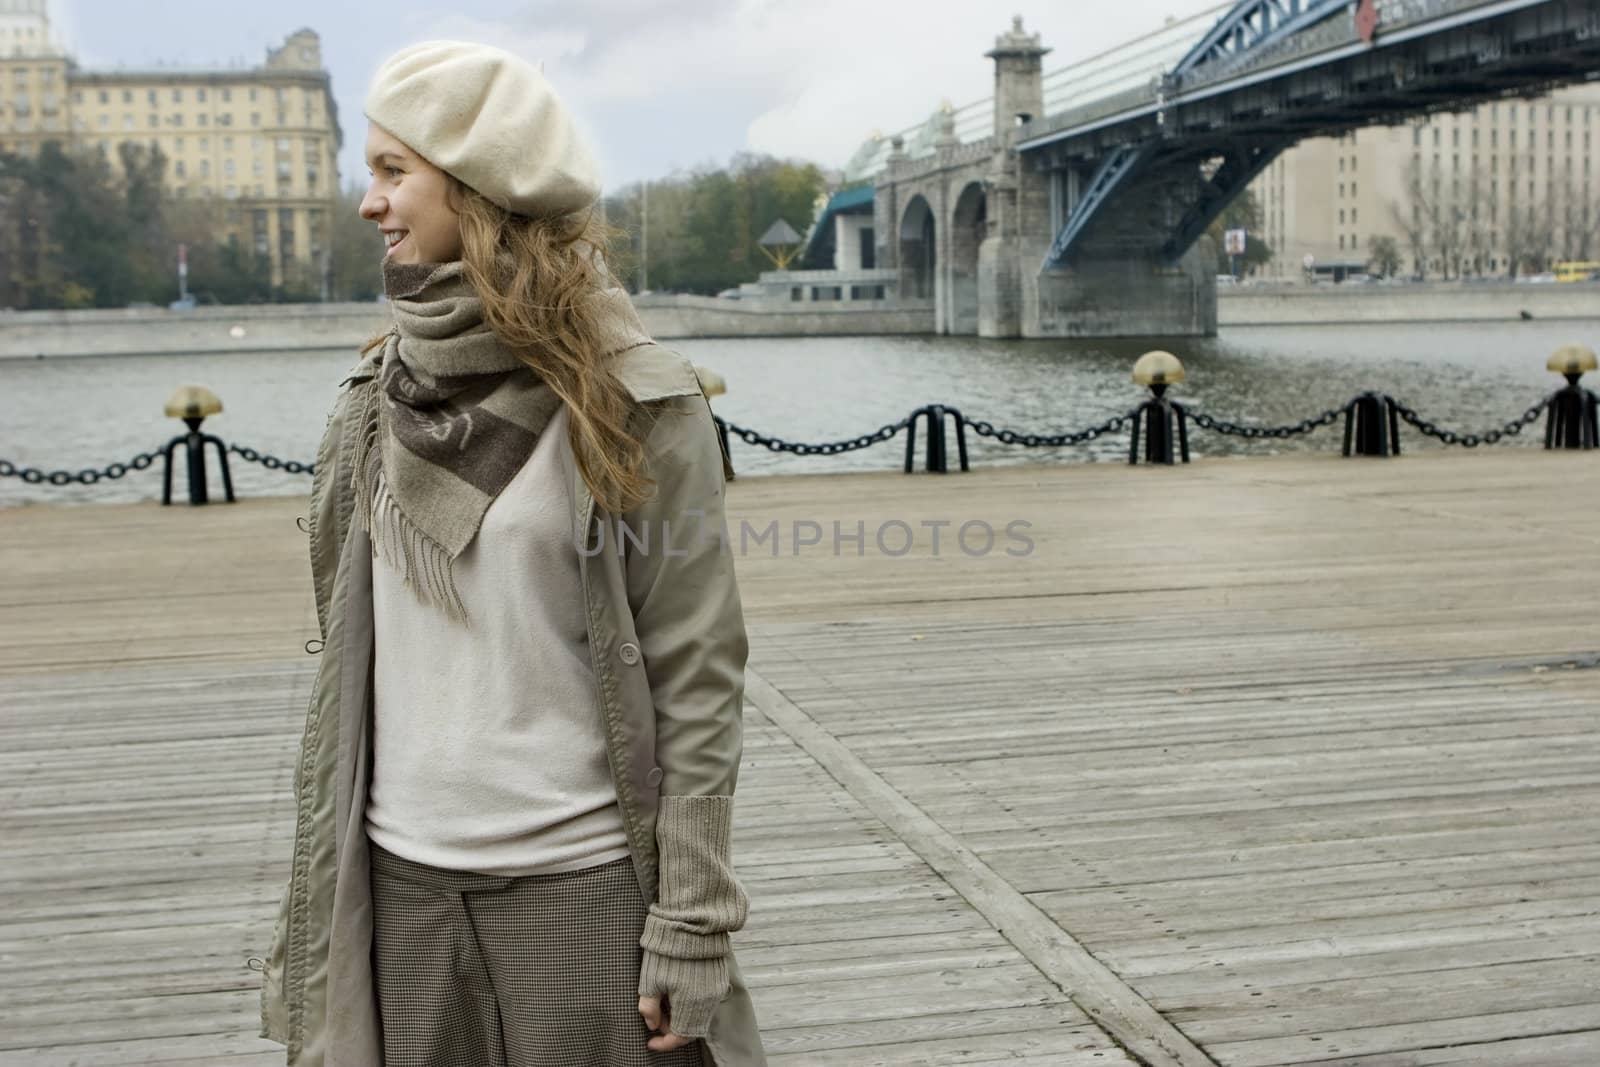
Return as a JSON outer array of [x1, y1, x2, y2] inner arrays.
[[637, 795, 749, 1038]]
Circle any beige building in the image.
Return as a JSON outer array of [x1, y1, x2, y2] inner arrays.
[[1252, 81, 1600, 281], [0, 0, 341, 292]]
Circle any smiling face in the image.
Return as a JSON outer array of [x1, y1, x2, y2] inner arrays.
[[359, 123, 463, 265]]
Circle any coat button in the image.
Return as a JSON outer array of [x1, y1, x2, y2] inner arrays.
[[618, 642, 640, 665], [645, 767, 663, 788]]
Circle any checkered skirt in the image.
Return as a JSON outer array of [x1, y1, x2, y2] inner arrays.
[[369, 842, 707, 1067]]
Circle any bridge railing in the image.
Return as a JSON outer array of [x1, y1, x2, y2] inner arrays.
[[1173, 0, 1495, 94], [853, 3, 1228, 177], [1041, 2, 1228, 116]]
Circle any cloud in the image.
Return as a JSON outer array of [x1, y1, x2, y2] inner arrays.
[[485, 0, 1227, 183], [61, 0, 1231, 191]]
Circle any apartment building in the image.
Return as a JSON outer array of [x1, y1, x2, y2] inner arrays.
[[0, 1, 341, 291], [1252, 80, 1600, 281]]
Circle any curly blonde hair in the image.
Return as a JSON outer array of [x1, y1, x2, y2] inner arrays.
[[446, 181, 653, 516]]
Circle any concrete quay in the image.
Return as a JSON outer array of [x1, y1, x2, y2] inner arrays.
[[2, 282, 1597, 359], [2, 449, 1598, 1064]]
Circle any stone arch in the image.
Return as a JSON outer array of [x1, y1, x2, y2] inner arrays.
[[948, 181, 987, 335], [899, 194, 936, 300]]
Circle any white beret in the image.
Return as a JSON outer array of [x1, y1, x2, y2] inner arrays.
[[364, 41, 601, 218]]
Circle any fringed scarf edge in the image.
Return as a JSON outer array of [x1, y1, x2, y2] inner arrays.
[[349, 372, 472, 626]]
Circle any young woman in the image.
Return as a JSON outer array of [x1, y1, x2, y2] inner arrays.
[[257, 41, 765, 1067]]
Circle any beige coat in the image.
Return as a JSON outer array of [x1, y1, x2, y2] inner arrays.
[[257, 343, 766, 1066]]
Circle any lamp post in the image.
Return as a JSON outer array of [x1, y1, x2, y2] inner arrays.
[[161, 385, 235, 505], [1545, 344, 1598, 449], [1128, 351, 1190, 465]]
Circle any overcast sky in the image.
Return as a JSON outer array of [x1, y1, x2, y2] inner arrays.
[[52, 0, 1226, 194]]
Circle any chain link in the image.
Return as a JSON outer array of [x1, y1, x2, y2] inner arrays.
[[965, 409, 1139, 447], [0, 448, 162, 486], [714, 415, 910, 456], [2, 395, 1563, 491], [1390, 396, 1550, 448], [226, 443, 315, 475], [1189, 403, 1348, 439]]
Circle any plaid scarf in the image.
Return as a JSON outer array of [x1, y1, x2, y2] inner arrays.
[[348, 261, 564, 623]]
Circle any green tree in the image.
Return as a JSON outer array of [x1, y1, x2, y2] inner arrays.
[[1206, 189, 1273, 275], [0, 148, 64, 308], [329, 181, 382, 302], [204, 241, 274, 304], [604, 154, 828, 294], [0, 140, 181, 308], [1366, 234, 1401, 277], [34, 141, 130, 305], [118, 141, 171, 302]]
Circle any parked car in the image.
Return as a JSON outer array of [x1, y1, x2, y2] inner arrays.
[[715, 288, 742, 300]]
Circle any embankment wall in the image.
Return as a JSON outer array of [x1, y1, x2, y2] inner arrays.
[[2, 284, 1592, 358]]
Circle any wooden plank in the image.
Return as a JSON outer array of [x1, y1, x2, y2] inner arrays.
[[746, 669, 1217, 1067], [758, 1003, 1121, 1061], [1204, 1003, 1600, 1067], [1282, 1030, 1600, 1065], [767, 1027, 1139, 1066], [3, 448, 1597, 1063]]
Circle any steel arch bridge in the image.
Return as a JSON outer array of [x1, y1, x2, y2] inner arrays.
[[842, 0, 1600, 336], [1023, 0, 1600, 271]]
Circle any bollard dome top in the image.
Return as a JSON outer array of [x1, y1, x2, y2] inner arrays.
[[165, 384, 223, 420], [1546, 344, 1597, 376], [1133, 350, 1185, 387], [692, 365, 727, 399]]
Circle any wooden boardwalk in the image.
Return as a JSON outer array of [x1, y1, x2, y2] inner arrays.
[[2, 448, 1597, 1065]]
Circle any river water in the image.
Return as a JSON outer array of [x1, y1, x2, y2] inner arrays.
[[1, 321, 1593, 506]]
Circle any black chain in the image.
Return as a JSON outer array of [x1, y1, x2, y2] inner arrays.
[[227, 443, 315, 475], [2, 395, 1564, 491], [0, 448, 163, 486], [1190, 404, 1348, 439], [1390, 396, 1550, 448], [714, 415, 910, 456], [966, 409, 1139, 447]]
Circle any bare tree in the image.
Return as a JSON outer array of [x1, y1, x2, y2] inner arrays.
[[1430, 170, 1469, 280], [1388, 157, 1431, 279], [1501, 166, 1557, 277], [1463, 165, 1495, 276], [1554, 174, 1595, 262]]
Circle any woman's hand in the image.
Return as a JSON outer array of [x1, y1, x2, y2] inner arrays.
[[638, 994, 694, 1052]]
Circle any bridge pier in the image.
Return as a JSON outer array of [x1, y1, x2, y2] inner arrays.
[[868, 17, 1223, 341], [976, 231, 1021, 338], [1028, 242, 1219, 339], [977, 155, 1020, 338]]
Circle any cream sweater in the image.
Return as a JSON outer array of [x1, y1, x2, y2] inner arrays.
[[364, 404, 631, 876]]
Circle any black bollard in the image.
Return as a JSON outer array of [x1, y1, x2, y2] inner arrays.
[[184, 425, 209, 505], [1127, 350, 1189, 466], [903, 405, 970, 473], [161, 417, 236, 506], [1544, 377, 1599, 450], [1128, 386, 1190, 465], [160, 385, 236, 506], [1542, 345, 1598, 449], [1341, 392, 1400, 457]]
